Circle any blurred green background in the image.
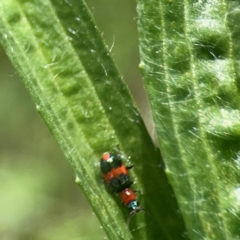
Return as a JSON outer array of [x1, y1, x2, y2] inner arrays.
[[0, 0, 152, 239]]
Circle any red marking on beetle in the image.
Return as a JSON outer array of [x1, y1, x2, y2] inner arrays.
[[120, 188, 136, 205], [102, 152, 110, 161]]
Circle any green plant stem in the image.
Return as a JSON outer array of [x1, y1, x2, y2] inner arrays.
[[0, 0, 187, 239]]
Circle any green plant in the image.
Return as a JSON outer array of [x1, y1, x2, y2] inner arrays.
[[1, 0, 240, 239], [0, 0, 185, 239]]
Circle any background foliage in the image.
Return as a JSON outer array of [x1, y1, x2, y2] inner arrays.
[[3, 0, 239, 239]]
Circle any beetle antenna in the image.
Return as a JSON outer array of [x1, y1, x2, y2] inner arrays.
[[126, 207, 147, 229]]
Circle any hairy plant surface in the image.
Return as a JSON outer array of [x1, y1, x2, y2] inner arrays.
[[0, 0, 188, 239], [138, 0, 240, 239]]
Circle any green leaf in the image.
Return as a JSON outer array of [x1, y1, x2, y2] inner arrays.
[[138, 0, 240, 239], [0, 0, 187, 239]]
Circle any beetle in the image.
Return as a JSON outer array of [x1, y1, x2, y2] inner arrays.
[[100, 152, 147, 228]]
